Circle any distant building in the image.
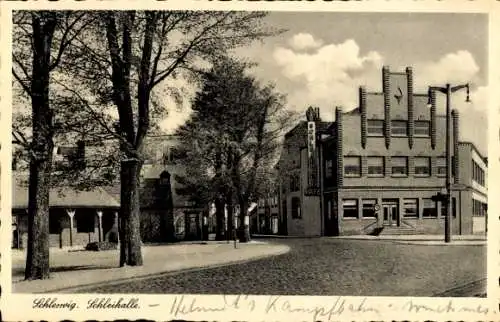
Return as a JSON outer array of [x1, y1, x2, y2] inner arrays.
[[12, 174, 120, 249], [11, 135, 205, 248], [277, 66, 487, 236]]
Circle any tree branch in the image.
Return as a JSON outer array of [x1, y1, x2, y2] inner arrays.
[[135, 11, 157, 150], [151, 12, 232, 88], [12, 67, 32, 96], [49, 12, 89, 72]]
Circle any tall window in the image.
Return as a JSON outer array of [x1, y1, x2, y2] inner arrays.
[[290, 173, 300, 192], [291, 197, 301, 219], [367, 156, 384, 177], [403, 199, 418, 218], [362, 199, 377, 218], [344, 156, 361, 177], [391, 120, 407, 136], [391, 157, 408, 177], [414, 121, 430, 136], [437, 157, 446, 177], [325, 159, 333, 179], [414, 157, 431, 176], [422, 198, 437, 218], [343, 199, 358, 218], [367, 120, 384, 136], [472, 160, 485, 186]]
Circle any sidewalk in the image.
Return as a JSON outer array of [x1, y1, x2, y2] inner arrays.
[[11, 240, 290, 293], [252, 234, 486, 245], [331, 234, 486, 245]]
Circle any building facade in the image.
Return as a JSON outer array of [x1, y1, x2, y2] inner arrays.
[[278, 66, 487, 236]]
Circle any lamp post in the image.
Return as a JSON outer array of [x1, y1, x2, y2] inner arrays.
[[428, 83, 470, 243]]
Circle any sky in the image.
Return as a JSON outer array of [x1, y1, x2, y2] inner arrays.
[[160, 12, 488, 156]]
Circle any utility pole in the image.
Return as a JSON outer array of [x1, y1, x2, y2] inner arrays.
[[428, 83, 470, 243]]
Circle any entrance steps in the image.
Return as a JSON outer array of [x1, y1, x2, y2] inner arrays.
[[377, 226, 420, 235]]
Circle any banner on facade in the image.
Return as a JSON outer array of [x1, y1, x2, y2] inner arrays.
[[307, 121, 316, 158]]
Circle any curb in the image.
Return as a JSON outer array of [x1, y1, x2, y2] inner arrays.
[[21, 245, 291, 294], [251, 234, 320, 239]]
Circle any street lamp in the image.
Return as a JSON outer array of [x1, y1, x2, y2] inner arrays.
[[428, 83, 471, 243]]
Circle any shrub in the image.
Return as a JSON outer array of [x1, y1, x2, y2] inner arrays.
[[85, 241, 118, 251]]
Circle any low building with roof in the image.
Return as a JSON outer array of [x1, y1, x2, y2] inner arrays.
[[12, 173, 120, 249], [12, 134, 206, 248]]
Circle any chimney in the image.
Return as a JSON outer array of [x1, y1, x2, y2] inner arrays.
[[315, 107, 321, 121]]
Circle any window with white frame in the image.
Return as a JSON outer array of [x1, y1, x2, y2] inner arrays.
[[414, 157, 431, 176], [362, 199, 377, 218], [344, 156, 361, 177], [414, 121, 430, 136], [391, 120, 408, 136], [367, 156, 384, 177], [403, 198, 418, 218], [422, 198, 437, 218], [367, 120, 384, 136], [343, 199, 358, 218], [391, 157, 408, 176]]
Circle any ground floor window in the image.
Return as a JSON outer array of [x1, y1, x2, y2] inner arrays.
[[422, 198, 437, 218], [175, 215, 185, 235], [403, 199, 418, 218], [291, 197, 301, 219], [472, 199, 486, 217], [343, 199, 358, 218], [362, 199, 377, 218]]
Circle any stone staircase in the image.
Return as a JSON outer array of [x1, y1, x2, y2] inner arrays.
[[377, 225, 418, 235]]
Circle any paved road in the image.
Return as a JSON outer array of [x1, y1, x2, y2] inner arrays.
[[83, 238, 486, 296]]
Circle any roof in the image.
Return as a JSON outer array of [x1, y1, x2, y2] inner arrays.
[[284, 121, 334, 139], [12, 174, 120, 209], [344, 107, 360, 115]]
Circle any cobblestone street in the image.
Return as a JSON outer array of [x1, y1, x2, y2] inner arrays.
[[84, 238, 486, 296]]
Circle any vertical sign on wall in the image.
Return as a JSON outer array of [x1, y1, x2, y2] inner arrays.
[[307, 121, 316, 189]]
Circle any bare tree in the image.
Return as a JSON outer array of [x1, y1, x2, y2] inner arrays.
[[12, 11, 95, 280], [65, 11, 278, 266]]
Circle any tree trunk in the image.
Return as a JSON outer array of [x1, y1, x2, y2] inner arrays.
[[226, 191, 234, 241], [214, 195, 226, 241], [119, 159, 143, 266], [25, 156, 52, 280], [25, 11, 57, 280], [237, 198, 251, 243]]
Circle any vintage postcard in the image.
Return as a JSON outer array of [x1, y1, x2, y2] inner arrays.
[[0, 0, 498, 321]]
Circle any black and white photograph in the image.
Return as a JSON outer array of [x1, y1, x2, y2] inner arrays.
[[1, 2, 497, 321]]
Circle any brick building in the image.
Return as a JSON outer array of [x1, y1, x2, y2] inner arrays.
[[277, 66, 487, 236]]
